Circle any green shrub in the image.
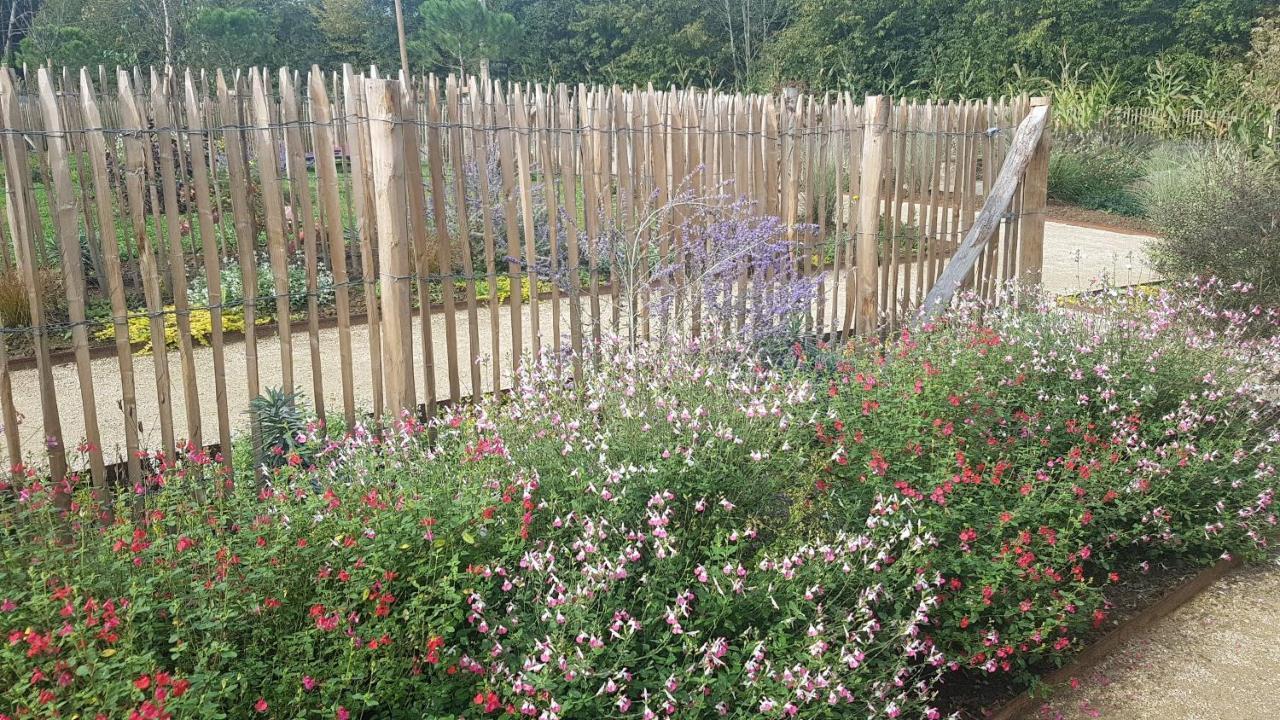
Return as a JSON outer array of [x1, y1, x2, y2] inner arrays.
[[1136, 141, 1220, 203], [1146, 153, 1280, 307], [248, 387, 312, 470], [187, 255, 336, 314], [810, 285, 1280, 680], [1047, 136, 1146, 216], [0, 338, 948, 719]]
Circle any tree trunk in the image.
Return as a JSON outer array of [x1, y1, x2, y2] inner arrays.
[[2, 1, 20, 65], [161, 0, 173, 66], [393, 0, 410, 74]]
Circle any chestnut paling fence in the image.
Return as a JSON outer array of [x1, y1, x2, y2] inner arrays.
[[0, 64, 1049, 495], [1083, 104, 1279, 142]]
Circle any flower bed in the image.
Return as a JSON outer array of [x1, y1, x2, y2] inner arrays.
[[1, 285, 1277, 720]]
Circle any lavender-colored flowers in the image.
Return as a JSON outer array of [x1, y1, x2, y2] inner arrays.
[[663, 196, 822, 346], [596, 176, 823, 349]]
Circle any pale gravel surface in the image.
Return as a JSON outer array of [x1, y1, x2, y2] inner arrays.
[[1039, 221, 1158, 296], [1, 220, 1153, 468], [1039, 559, 1280, 720]]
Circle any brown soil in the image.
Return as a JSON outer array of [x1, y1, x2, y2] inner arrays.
[[1046, 202, 1157, 237], [943, 560, 1201, 718]]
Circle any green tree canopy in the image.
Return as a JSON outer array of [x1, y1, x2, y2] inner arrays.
[[186, 6, 273, 68], [3, 0, 1275, 105], [412, 0, 519, 76], [764, 0, 1269, 97]]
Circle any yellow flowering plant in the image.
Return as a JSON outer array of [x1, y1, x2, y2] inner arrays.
[[94, 306, 265, 354]]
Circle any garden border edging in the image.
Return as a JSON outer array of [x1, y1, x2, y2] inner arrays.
[[986, 555, 1242, 719]]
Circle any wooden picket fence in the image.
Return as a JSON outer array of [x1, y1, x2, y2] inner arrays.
[[1088, 104, 1280, 142], [0, 65, 1049, 493]]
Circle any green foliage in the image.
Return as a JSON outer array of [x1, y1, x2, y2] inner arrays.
[[92, 303, 262, 353], [3, 288, 1277, 717], [186, 255, 337, 315], [1136, 140, 1220, 202], [18, 0, 337, 68], [814, 287, 1280, 680], [412, 0, 520, 75], [248, 387, 311, 470], [309, 0, 402, 68], [1247, 15, 1280, 108], [7, 0, 1276, 109], [1044, 24, 1279, 158], [1147, 152, 1280, 306], [1047, 137, 1147, 216], [1049, 63, 1123, 135], [186, 6, 275, 68], [764, 0, 1268, 96], [17, 23, 100, 67]]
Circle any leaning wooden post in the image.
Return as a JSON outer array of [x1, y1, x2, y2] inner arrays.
[[1017, 96, 1052, 287], [920, 105, 1050, 320], [364, 79, 417, 419], [855, 95, 889, 336]]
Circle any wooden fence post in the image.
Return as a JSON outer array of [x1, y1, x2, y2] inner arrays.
[[250, 69, 296, 398], [36, 68, 107, 502], [1, 69, 69, 497], [118, 70, 179, 462], [855, 95, 889, 336], [1018, 96, 1052, 286], [364, 78, 417, 418], [183, 70, 233, 470], [279, 69, 326, 423], [921, 104, 1050, 319], [309, 67, 358, 430], [80, 69, 144, 492]]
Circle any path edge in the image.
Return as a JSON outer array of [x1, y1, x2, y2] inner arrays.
[[987, 555, 1242, 720]]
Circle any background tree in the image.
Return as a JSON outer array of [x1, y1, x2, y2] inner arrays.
[[186, 6, 274, 68], [763, 0, 1268, 97], [1, 0, 39, 64], [19, 0, 196, 67], [411, 0, 519, 76], [715, 0, 793, 87], [2, 0, 1273, 109], [567, 0, 723, 87], [1245, 15, 1280, 109], [311, 0, 400, 71]]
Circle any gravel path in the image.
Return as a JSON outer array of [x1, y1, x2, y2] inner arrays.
[[1040, 559, 1280, 720], [1040, 220, 1158, 295], [3, 296, 594, 468], [0, 221, 1154, 469]]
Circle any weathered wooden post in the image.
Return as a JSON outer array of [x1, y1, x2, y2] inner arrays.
[[364, 78, 417, 418], [1018, 96, 1052, 286], [855, 95, 889, 335]]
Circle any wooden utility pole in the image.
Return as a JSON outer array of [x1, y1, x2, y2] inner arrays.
[[394, 0, 410, 75], [479, 0, 490, 78]]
